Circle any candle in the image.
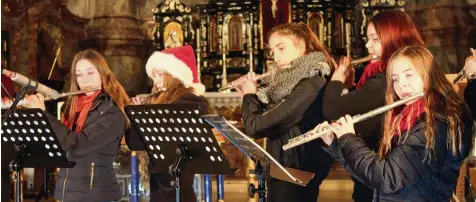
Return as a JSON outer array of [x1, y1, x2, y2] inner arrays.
[[249, 13, 254, 73], [346, 23, 351, 57], [221, 23, 228, 90], [196, 28, 201, 81]]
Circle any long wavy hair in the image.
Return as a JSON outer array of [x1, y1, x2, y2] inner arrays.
[[267, 22, 337, 69], [369, 10, 425, 70], [378, 46, 467, 161], [63, 49, 130, 128], [138, 72, 195, 178]]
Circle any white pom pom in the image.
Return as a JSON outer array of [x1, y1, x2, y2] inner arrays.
[[191, 83, 206, 95]]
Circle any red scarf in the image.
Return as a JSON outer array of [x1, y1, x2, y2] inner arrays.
[[391, 98, 426, 137], [62, 91, 101, 132], [356, 61, 384, 89]]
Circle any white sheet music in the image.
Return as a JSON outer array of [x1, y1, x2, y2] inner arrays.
[[202, 115, 304, 184]]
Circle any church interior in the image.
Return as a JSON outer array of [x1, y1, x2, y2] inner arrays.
[[1, 0, 475, 202]]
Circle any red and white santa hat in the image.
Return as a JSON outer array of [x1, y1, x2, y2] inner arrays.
[[145, 45, 206, 95]]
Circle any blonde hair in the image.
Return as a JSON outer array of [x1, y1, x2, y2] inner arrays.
[[379, 45, 467, 161]]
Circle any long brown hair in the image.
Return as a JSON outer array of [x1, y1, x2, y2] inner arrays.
[[267, 22, 337, 69], [149, 73, 195, 104], [64, 49, 131, 127], [378, 45, 467, 161], [138, 72, 194, 178], [369, 10, 425, 70]]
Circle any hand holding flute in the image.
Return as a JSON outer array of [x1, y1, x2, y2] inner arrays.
[[234, 72, 258, 97], [453, 48, 475, 83], [130, 88, 166, 105], [219, 71, 267, 92], [318, 115, 356, 147], [2, 93, 47, 111], [1, 87, 102, 109], [332, 56, 355, 89], [282, 92, 424, 150], [331, 55, 379, 88]]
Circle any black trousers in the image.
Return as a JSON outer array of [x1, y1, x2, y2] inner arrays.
[[267, 175, 323, 202], [149, 172, 196, 202], [351, 176, 374, 202]]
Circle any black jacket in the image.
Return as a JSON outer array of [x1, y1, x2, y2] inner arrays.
[[465, 79, 476, 120], [125, 93, 209, 202], [45, 93, 125, 202], [322, 73, 386, 150], [242, 74, 333, 178], [326, 117, 473, 202]]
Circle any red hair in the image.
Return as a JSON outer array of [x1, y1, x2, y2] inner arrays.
[[369, 10, 425, 70]]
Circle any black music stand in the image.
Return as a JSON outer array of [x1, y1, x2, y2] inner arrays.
[[1, 108, 75, 202], [202, 115, 316, 202], [124, 104, 234, 202]]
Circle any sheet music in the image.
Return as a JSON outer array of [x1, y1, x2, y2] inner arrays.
[[124, 104, 234, 175], [202, 115, 304, 184]]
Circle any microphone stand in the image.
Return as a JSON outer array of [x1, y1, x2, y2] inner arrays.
[[1, 83, 33, 125]]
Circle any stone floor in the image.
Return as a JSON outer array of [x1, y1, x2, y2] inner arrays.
[[21, 169, 354, 202]]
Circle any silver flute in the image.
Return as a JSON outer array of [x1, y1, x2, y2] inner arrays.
[[282, 92, 424, 151], [133, 87, 167, 104], [218, 70, 277, 92], [1, 87, 102, 109]]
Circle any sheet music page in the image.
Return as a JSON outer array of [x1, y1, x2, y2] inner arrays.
[[202, 115, 301, 184]]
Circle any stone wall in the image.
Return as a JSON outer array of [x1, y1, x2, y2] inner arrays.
[[405, 0, 475, 73]]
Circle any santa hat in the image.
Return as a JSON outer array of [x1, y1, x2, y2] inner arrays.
[[145, 45, 206, 95]]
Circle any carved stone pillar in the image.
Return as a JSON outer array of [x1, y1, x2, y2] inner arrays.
[[80, 0, 152, 95], [26, 8, 40, 79]]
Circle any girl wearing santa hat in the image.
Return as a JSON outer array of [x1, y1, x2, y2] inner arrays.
[[125, 45, 208, 202]]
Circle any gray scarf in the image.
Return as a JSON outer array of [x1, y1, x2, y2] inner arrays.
[[257, 51, 331, 104]]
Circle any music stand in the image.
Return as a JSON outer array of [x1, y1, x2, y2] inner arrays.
[[1, 108, 75, 202], [202, 115, 315, 202], [124, 104, 235, 202]]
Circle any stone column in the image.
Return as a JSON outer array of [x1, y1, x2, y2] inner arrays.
[[80, 0, 152, 95], [26, 7, 40, 79]]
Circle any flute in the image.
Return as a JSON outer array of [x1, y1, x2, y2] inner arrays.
[[282, 92, 424, 151], [218, 71, 276, 92], [351, 55, 379, 67], [1, 87, 101, 109], [218, 55, 378, 92], [134, 87, 167, 104]]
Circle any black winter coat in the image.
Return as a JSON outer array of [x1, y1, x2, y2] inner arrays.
[[464, 79, 476, 120], [46, 93, 125, 202], [325, 117, 473, 202], [242, 74, 333, 180], [322, 73, 386, 150]]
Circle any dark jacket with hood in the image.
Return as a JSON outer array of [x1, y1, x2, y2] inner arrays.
[[464, 79, 476, 120], [324, 115, 473, 202], [46, 92, 125, 202]]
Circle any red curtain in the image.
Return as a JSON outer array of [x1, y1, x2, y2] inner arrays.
[[261, 0, 290, 44], [1, 74, 14, 98]]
